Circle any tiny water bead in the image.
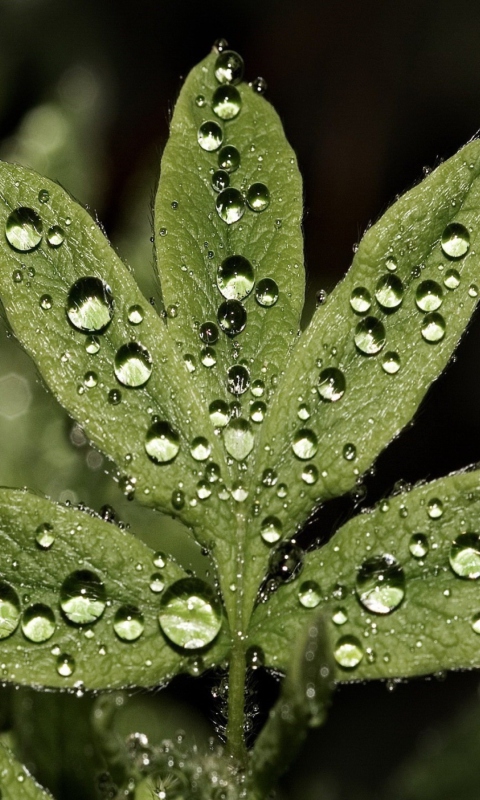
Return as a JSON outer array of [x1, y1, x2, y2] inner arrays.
[[246, 183, 270, 212], [56, 653, 75, 677], [247, 645, 265, 670], [60, 570, 106, 625], [269, 541, 304, 583], [216, 188, 245, 224], [250, 76, 267, 94], [5, 207, 43, 251], [85, 335, 100, 355], [375, 274, 404, 309], [334, 636, 364, 669], [212, 170, 230, 193], [409, 533, 429, 558], [153, 551, 167, 569], [35, 522, 55, 549], [201, 346, 216, 367], [145, 421, 180, 464], [386, 256, 398, 272], [128, 305, 144, 325], [172, 490, 185, 510], [318, 367, 346, 402], [67, 277, 114, 334], [195, 94, 207, 107], [149, 575, 165, 594], [292, 429, 318, 460], [199, 321, 219, 344], [190, 437, 211, 461], [332, 607, 348, 625], [444, 268, 461, 290], [350, 286, 372, 314], [227, 364, 250, 395], [214, 50, 244, 85], [354, 317, 386, 355], [427, 498, 443, 518], [217, 254, 254, 300], [0, 581, 21, 639], [217, 299, 247, 335], [262, 468, 278, 486], [197, 121, 223, 152], [298, 580, 321, 608], [250, 401, 266, 423], [38, 189, 50, 203], [212, 85, 242, 119], [441, 222, 470, 259], [108, 389, 121, 405], [113, 605, 144, 642], [421, 312, 446, 342], [159, 578, 222, 650], [301, 464, 318, 484], [114, 342, 152, 387], [382, 351, 401, 374], [217, 145, 240, 173], [84, 371, 98, 388], [449, 533, 480, 579], [21, 604, 56, 643], [46, 225, 65, 247], [261, 516, 282, 544], [415, 280, 443, 312], [209, 399, 230, 427], [251, 379, 265, 397], [255, 278, 279, 307], [223, 418, 254, 460], [343, 443, 356, 461], [39, 294, 53, 310], [355, 554, 405, 614]]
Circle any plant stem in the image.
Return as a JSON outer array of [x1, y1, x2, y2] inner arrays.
[[226, 633, 247, 765]]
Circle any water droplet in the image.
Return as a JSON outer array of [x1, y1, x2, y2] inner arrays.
[[5, 207, 43, 251], [216, 188, 245, 224], [184, 353, 196, 373], [212, 169, 230, 193], [217, 254, 254, 300], [444, 268, 460, 289], [334, 636, 364, 669], [12, 269, 23, 283], [197, 121, 223, 152], [38, 189, 50, 203], [0, 582, 21, 639], [84, 370, 98, 388], [145, 421, 180, 464], [449, 533, 480, 578], [409, 533, 429, 558], [350, 286, 372, 314], [60, 570, 106, 625], [262, 468, 278, 486], [113, 605, 144, 641], [292, 429, 318, 460], [375, 274, 404, 309], [128, 305, 144, 325], [250, 401, 266, 423], [261, 516, 282, 544], [201, 346, 216, 367], [298, 580, 321, 608], [56, 653, 75, 677], [214, 50, 244, 85], [85, 335, 100, 355], [35, 522, 55, 549], [269, 541, 303, 582], [421, 312, 446, 343], [153, 551, 166, 569], [386, 256, 397, 272], [217, 145, 240, 173], [195, 94, 207, 107], [21, 603, 56, 643], [356, 554, 405, 614], [354, 317, 386, 355], [246, 183, 270, 212], [190, 437, 211, 461], [301, 464, 318, 484], [159, 578, 222, 650], [332, 607, 348, 625], [231, 481, 248, 502], [227, 364, 250, 395], [223, 418, 254, 460], [108, 388, 121, 405], [246, 645, 265, 669], [255, 278, 279, 307], [471, 613, 480, 634], [199, 321, 219, 344], [197, 479, 212, 500], [114, 342, 152, 387], [149, 573, 165, 593], [209, 399, 230, 427], [441, 222, 470, 259], [66, 277, 114, 334], [212, 85, 242, 120], [217, 299, 247, 335], [343, 443, 356, 461], [46, 225, 65, 247], [298, 403, 310, 420], [39, 294, 53, 310], [250, 76, 267, 94], [172, 490, 185, 510], [415, 280, 443, 312], [382, 351, 400, 374], [318, 367, 346, 402]]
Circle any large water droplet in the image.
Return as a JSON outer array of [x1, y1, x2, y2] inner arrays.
[[255, 278, 279, 307], [114, 342, 152, 387], [197, 121, 223, 152], [350, 286, 372, 314], [217, 299, 247, 335], [449, 533, 480, 578], [292, 429, 318, 460], [217, 255, 254, 300], [382, 351, 400, 374], [354, 317, 386, 355], [145, 420, 180, 464], [269, 541, 303, 582], [298, 580, 321, 608], [190, 437, 211, 461], [159, 578, 222, 650], [375, 274, 404, 309], [441, 222, 470, 259], [113, 605, 144, 642], [47, 225, 65, 247], [261, 516, 282, 544], [212, 85, 242, 119], [218, 145, 240, 173], [199, 321, 219, 344], [0, 582, 20, 639], [223, 418, 254, 460], [214, 50, 244, 85], [356, 554, 405, 614], [56, 653, 75, 677], [66, 277, 114, 334], [416, 280, 443, 312], [421, 312, 445, 343], [227, 364, 250, 395], [216, 188, 245, 224], [35, 522, 55, 549], [409, 533, 429, 558], [246, 183, 270, 212], [5, 207, 43, 251], [21, 603, 56, 643], [209, 399, 230, 427], [334, 636, 364, 669], [212, 169, 230, 193], [60, 570, 106, 625], [318, 367, 346, 402]]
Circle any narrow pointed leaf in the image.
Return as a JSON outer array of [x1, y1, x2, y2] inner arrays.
[[250, 470, 480, 681], [0, 489, 228, 689], [0, 741, 54, 799]]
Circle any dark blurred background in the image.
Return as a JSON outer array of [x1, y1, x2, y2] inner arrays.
[[2, 0, 480, 798]]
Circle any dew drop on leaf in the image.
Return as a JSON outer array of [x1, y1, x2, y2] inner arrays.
[[153, 551, 167, 569], [201, 346, 216, 367], [46, 225, 65, 247], [246, 183, 270, 212], [209, 399, 230, 427], [113, 605, 144, 642], [190, 437, 211, 461], [214, 50, 244, 85], [227, 364, 250, 395], [255, 278, 279, 307], [158, 578, 222, 650], [84, 371, 98, 388], [318, 367, 346, 402], [108, 388, 121, 405], [195, 94, 207, 107], [262, 468, 278, 486], [217, 145, 241, 172], [471, 613, 480, 634], [5, 207, 43, 252], [199, 321, 219, 344], [197, 480, 212, 499], [355, 554, 405, 614], [301, 464, 318, 484], [449, 533, 480, 578], [217, 299, 247, 335], [385, 256, 397, 272], [415, 280, 443, 312], [354, 317, 386, 355], [292, 429, 318, 460], [60, 570, 106, 625], [38, 189, 50, 203], [409, 532, 429, 558], [246, 645, 265, 669], [250, 400, 266, 423], [297, 403, 310, 420], [216, 188, 245, 224], [56, 653, 75, 677], [334, 635, 364, 669], [145, 421, 180, 464], [375, 274, 404, 309], [441, 222, 470, 259], [171, 490, 185, 510], [197, 121, 223, 152], [382, 351, 401, 374], [332, 607, 348, 625], [0, 581, 21, 639], [212, 85, 242, 119], [114, 342, 152, 387], [149, 574, 165, 593], [21, 603, 56, 643], [343, 443, 356, 461], [128, 305, 144, 325], [444, 268, 461, 289], [223, 418, 254, 460], [260, 516, 282, 545], [212, 169, 230, 192], [85, 335, 100, 355], [66, 277, 114, 334], [35, 522, 55, 549], [39, 294, 53, 310], [250, 76, 267, 94], [217, 255, 254, 300], [427, 498, 443, 519], [350, 286, 372, 314], [298, 580, 321, 608]]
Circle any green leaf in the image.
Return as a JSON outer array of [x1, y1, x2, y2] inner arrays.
[[0, 740, 54, 800], [250, 469, 480, 681], [253, 140, 480, 541], [0, 489, 229, 689]]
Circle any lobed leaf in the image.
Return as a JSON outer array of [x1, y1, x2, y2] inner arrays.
[[0, 489, 229, 690], [250, 469, 480, 681], [0, 740, 53, 800]]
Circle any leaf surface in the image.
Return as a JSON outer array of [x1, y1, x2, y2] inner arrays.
[[0, 740, 53, 800]]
